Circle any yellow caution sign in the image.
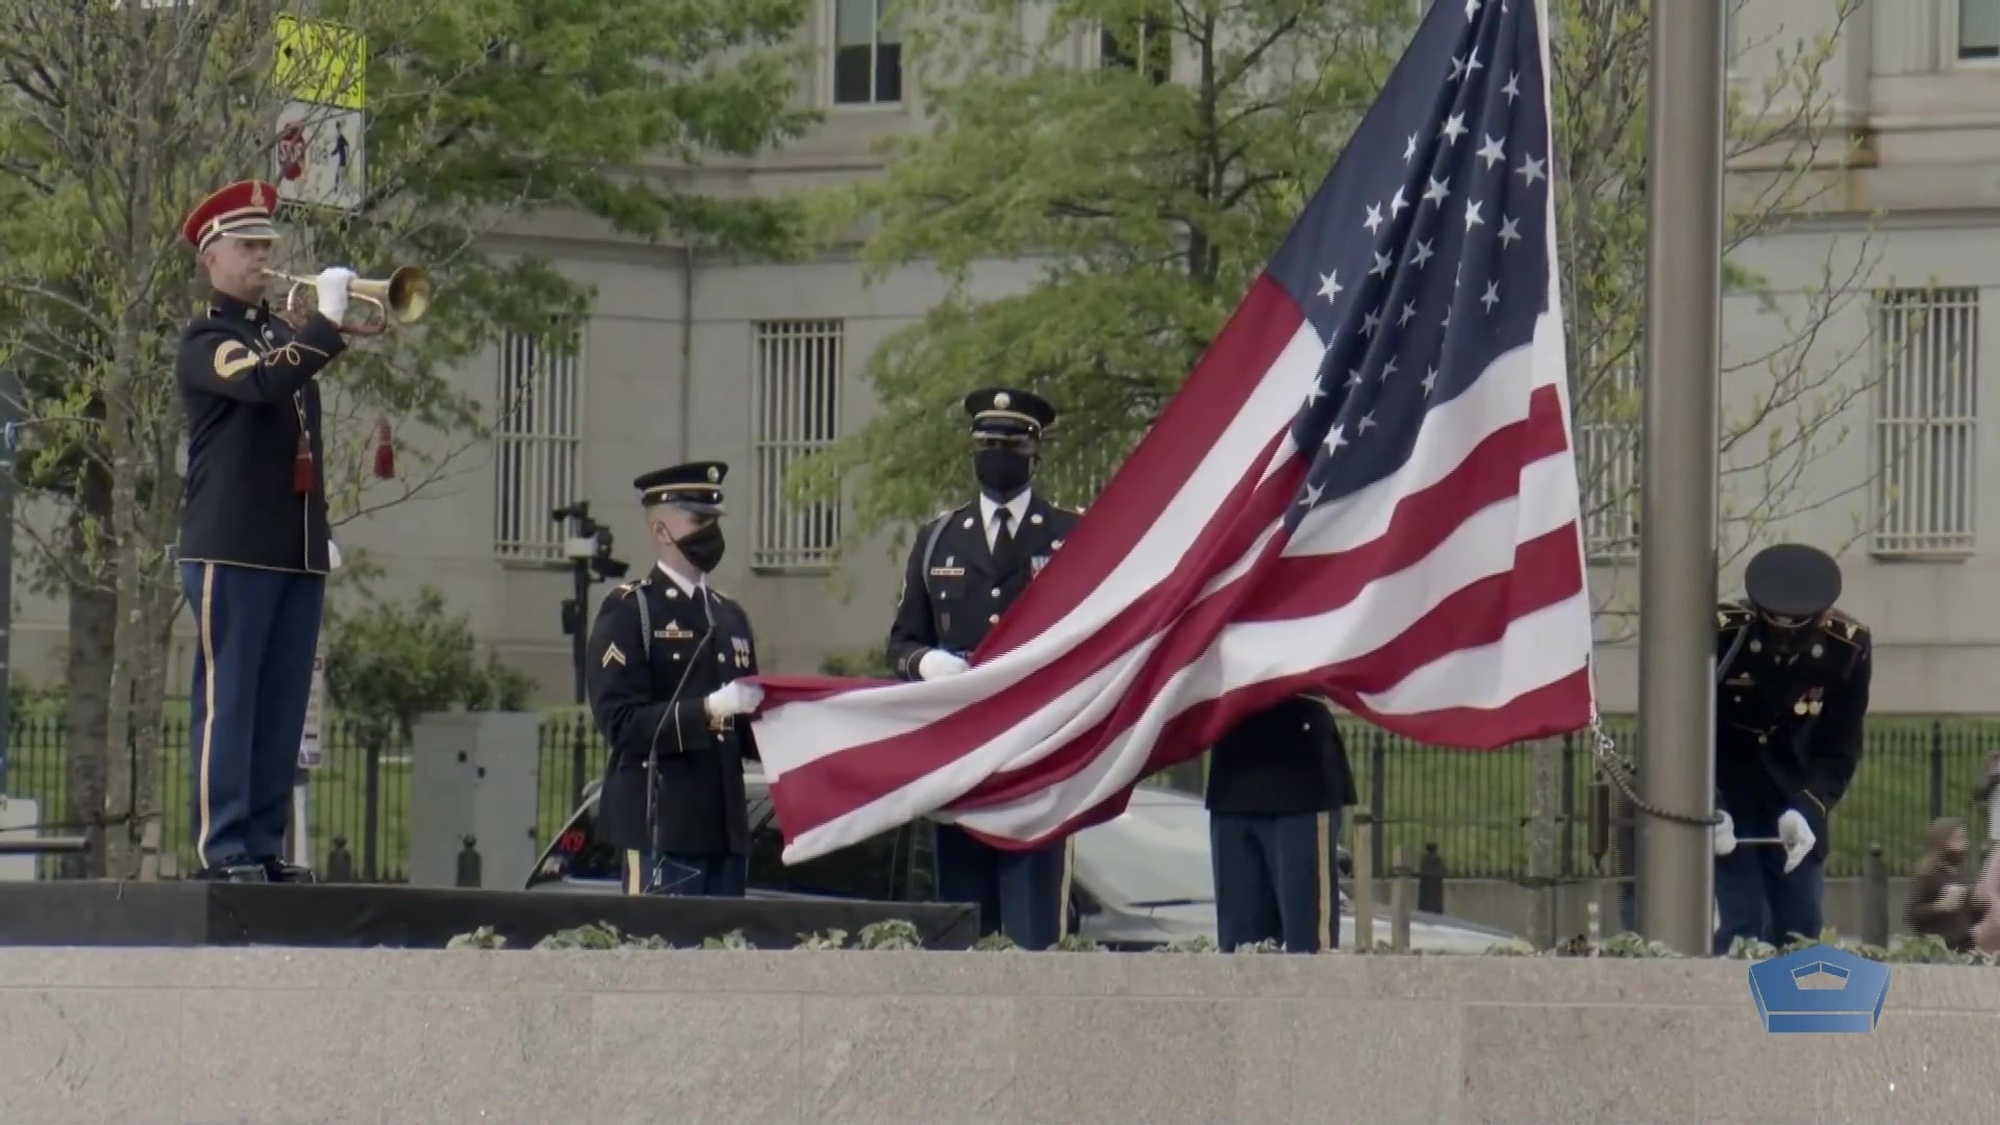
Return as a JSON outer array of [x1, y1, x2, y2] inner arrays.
[[275, 15, 366, 110]]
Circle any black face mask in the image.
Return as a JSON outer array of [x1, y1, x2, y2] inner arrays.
[[974, 449, 1033, 498], [672, 521, 726, 573]]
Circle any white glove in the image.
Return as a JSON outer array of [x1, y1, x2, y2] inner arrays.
[[1712, 810, 1737, 857], [918, 649, 970, 681], [314, 266, 356, 323], [327, 540, 344, 571], [1777, 808, 1816, 874], [704, 680, 763, 722]]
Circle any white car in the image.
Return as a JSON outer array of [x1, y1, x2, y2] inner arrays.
[[527, 765, 1522, 954]]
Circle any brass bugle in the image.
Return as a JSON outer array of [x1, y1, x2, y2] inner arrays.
[[267, 265, 434, 328]]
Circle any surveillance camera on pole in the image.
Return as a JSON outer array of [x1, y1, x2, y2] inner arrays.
[[551, 501, 628, 704]]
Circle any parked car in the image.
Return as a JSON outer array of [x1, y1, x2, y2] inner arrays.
[[526, 765, 1521, 953]]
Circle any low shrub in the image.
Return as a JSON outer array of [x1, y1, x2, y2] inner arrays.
[[445, 923, 1997, 963]]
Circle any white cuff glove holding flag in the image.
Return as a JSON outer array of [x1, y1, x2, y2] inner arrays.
[[1712, 810, 1737, 857], [918, 650, 970, 681], [706, 681, 763, 721], [1777, 809, 1816, 874]]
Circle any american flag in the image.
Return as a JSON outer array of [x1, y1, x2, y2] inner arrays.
[[747, 0, 1595, 863]]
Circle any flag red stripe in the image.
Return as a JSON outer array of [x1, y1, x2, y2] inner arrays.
[[977, 275, 1308, 657], [958, 667, 1596, 851], [769, 382, 1574, 836], [950, 515, 1583, 816]]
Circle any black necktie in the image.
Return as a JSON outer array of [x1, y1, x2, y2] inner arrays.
[[992, 508, 1023, 576]]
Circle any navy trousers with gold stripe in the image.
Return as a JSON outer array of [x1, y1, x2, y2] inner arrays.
[[620, 850, 747, 898], [1211, 810, 1340, 953], [182, 561, 325, 869]]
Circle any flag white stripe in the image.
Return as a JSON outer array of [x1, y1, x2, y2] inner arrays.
[[779, 318, 1582, 860], [932, 595, 1592, 846]]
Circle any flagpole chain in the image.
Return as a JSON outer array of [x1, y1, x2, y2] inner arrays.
[[1584, 719, 1724, 828]]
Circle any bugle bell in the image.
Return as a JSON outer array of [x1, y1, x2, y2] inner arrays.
[[267, 265, 434, 328]]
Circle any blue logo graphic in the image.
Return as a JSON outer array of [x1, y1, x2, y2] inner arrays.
[[1747, 944, 1890, 1034]]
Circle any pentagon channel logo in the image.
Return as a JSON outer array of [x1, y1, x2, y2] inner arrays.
[[1747, 944, 1890, 1034]]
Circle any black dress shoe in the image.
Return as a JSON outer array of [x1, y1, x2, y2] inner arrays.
[[259, 858, 317, 884], [193, 859, 269, 883]]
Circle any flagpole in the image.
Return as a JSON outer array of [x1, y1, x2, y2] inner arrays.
[[1636, 1, 1726, 954]]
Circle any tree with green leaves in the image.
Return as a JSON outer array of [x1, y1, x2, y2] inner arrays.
[[794, 0, 1413, 535], [795, 0, 1881, 605], [0, 0, 813, 875], [321, 585, 535, 754]]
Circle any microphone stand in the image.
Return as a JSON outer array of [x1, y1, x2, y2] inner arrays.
[[639, 584, 717, 894]]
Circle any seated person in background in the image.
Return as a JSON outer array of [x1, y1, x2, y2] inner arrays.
[[1907, 817, 1980, 952]]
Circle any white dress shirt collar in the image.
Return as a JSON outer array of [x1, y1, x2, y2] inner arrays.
[[977, 490, 1032, 550], [654, 559, 705, 597]]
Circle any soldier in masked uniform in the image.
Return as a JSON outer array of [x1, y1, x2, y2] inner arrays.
[[586, 461, 764, 897], [1711, 542, 1871, 952], [886, 387, 1082, 949]]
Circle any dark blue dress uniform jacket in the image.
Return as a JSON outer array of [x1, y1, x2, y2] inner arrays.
[[885, 495, 1081, 678], [175, 293, 345, 574], [1204, 696, 1359, 817], [586, 569, 762, 858], [1714, 603, 1873, 859]]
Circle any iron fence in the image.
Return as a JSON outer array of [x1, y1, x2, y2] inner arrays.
[[2, 712, 1996, 881]]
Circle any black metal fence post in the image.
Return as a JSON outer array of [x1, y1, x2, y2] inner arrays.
[[456, 835, 482, 888], [569, 715, 589, 811], [1368, 731, 1387, 879], [1417, 841, 1446, 914], [1930, 720, 1946, 822], [326, 835, 354, 882], [361, 737, 382, 882]]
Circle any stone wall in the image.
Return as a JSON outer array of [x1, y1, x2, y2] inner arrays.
[[0, 948, 1993, 1123]]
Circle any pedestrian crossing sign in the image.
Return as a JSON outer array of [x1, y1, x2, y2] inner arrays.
[[274, 15, 366, 110]]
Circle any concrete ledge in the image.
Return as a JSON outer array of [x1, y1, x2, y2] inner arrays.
[[2, 948, 1996, 1123]]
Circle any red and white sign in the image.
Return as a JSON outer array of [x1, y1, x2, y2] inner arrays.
[[274, 100, 365, 213]]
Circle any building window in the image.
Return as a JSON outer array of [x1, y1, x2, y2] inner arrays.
[[751, 320, 844, 571], [1576, 357, 1642, 563], [1962, 0, 2000, 60], [833, 0, 901, 105], [1871, 287, 1980, 556], [493, 329, 585, 563], [1100, 12, 1171, 84]]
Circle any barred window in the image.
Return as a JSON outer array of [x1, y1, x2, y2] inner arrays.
[[1576, 356, 1642, 563], [751, 320, 844, 571], [1872, 288, 1980, 556], [492, 330, 585, 563]]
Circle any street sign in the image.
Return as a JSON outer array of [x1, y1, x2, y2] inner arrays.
[[274, 15, 366, 110], [274, 101, 366, 212], [298, 650, 326, 770]]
